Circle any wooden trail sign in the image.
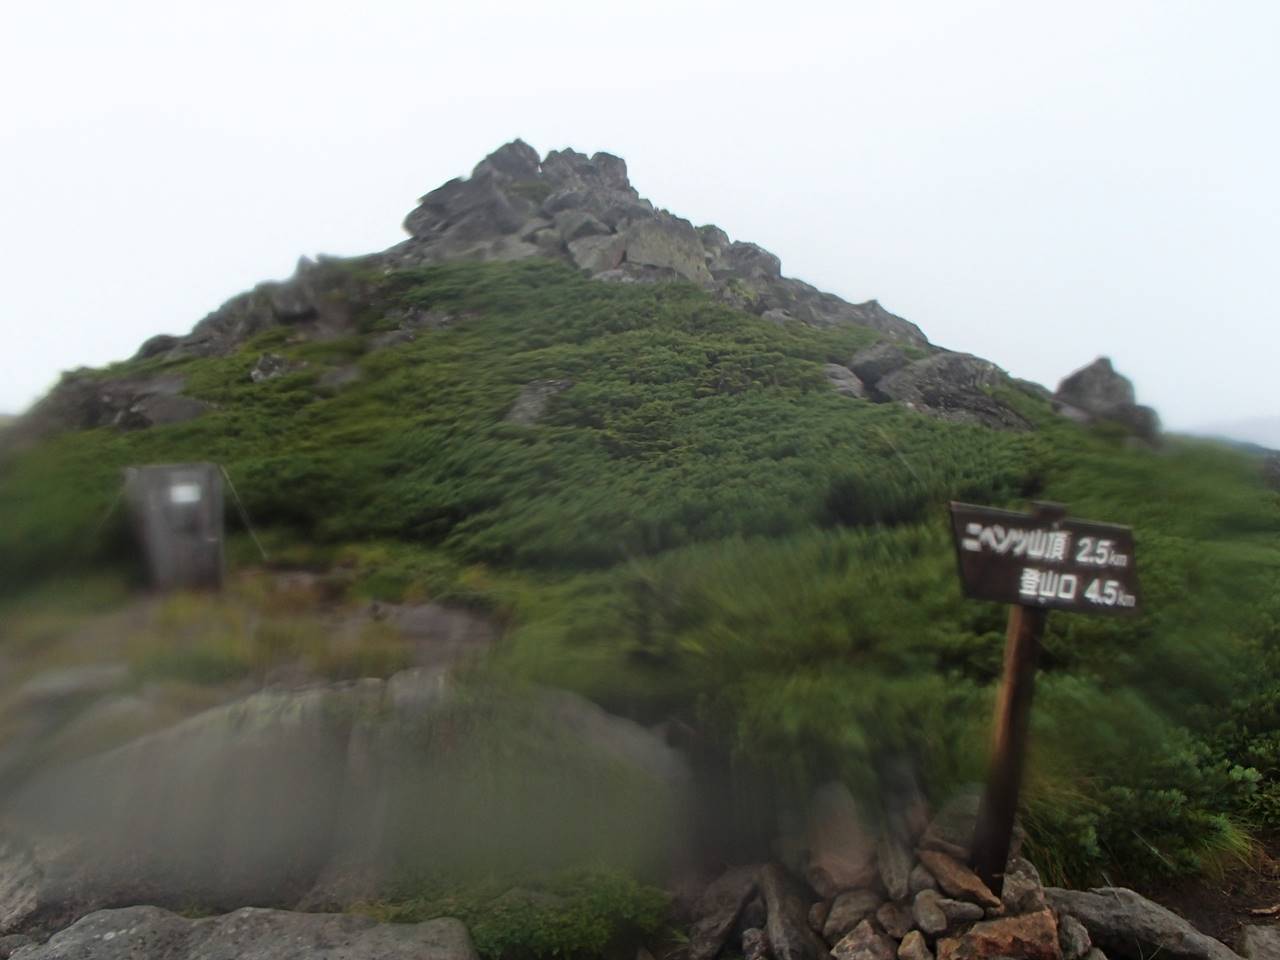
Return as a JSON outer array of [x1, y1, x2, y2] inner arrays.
[[949, 502, 1140, 614], [949, 501, 1141, 894]]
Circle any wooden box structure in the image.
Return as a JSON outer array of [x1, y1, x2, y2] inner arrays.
[[124, 463, 225, 590]]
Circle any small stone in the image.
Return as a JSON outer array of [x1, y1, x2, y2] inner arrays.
[[808, 901, 831, 935], [832, 920, 897, 960], [909, 865, 939, 895], [913, 890, 949, 938], [249, 352, 304, 383], [1001, 858, 1046, 915], [1059, 914, 1091, 960], [935, 908, 1061, 960], [824, 890, 884, 944], [739, 895, 767, 934], [760, 864, 830, 960], [743, 927, 771, 960], [915, 851, 1001, 910], [877, 901, 915, 940], [1083, 950, 1107, 960], [937, 898, 984, 924], [899, 931, 934, 960], [688, 865, 760, 960], [877, 828, 915, 902]]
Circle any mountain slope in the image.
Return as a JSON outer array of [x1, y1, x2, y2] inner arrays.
[[1, 145, 1278, 890]]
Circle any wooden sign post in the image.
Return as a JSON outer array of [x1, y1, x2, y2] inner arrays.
[[948, 500, 1141, 894]]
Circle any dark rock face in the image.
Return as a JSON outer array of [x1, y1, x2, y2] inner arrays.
[[1044, 887, 1239, 960], [877, 353, 1032, 430], [1053, 358, 1160, 442], [10, 905, 477, 960]]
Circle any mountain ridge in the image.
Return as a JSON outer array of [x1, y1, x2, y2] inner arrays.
[[8, 141, 1158, 447]]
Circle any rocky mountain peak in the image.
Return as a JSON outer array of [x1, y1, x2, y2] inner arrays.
[[392, 140, 926, 344]]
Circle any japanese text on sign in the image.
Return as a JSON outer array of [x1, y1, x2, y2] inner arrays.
[[949, 503, 1141, 614]]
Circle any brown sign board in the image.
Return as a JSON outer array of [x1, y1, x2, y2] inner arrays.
[[948, 502, 1140, 614]]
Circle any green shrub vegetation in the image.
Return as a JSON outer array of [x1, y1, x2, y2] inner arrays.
[[2, 257, 1278, 894]]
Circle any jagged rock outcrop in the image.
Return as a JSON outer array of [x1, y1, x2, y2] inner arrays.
[[1053, 357, 1160, 443]]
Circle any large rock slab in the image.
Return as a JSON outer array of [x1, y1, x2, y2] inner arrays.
[[1044, 887, 1239, 960], [9, 905, 476, 960], [623, 215, 714, 285], [3, 674, 691, 930]]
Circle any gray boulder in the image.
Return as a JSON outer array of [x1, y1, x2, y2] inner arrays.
[[504, 379, 573, 425], [1002, 857, 1047, 915], [1053, 358, 1160, 442], [847, 342, 912, 389], [824, 364, 868, 399], [1044, 887, 1239, 960], [10, 905, 476, 960], [878, 352, 1031, 430], [569, 234, 626, 274], [623, 215, 714, 285]]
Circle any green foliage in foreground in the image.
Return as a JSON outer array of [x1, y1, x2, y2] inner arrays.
[[2, 258, 1279, 890]]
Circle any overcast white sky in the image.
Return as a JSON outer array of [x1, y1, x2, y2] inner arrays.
[[2, 0, 1276, 438]]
